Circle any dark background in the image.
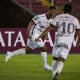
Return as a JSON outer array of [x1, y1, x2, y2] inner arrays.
[[0, 0, 34, 28]]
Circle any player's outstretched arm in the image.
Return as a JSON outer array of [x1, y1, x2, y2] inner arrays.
[[35, 25, 53, 42], [27, 21, 33, 39]]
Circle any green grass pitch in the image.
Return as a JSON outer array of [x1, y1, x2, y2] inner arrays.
[[0, 54, 80, 80]]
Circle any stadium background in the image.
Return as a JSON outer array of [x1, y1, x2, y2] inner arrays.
[[0, 0, 80, 53]]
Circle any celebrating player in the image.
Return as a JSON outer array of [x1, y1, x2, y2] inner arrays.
[[5, 6, 56, 70], [35, 4, 80, 80]]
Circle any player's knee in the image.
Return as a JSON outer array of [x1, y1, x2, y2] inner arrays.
[[53, 57, 58, 61], [25, 50, 30, 54], [40, 46, 47, 52], [43, 47, 47, 52], [59, 57, 65, 62], [25, 48, 31, 54]]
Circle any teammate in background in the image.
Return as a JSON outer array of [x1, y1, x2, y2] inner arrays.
[[5, 6, 56, 70], [35, 4, 80, 80]]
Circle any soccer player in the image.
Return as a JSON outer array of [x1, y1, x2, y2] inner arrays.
[[35, 4, 80, 80], [5, 6, 56, 70]]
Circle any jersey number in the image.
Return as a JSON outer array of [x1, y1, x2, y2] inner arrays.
[[61, 22, 74, 34]]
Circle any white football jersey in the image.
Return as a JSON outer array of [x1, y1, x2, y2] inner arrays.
[[51, 14, 80, 43], [30, 14, 52, 36]]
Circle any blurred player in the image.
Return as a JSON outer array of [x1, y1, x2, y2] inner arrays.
[[35, 4, 80, 80], [5, 6, 56, 70]]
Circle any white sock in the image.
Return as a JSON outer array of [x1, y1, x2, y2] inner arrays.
[[54, 61, 64, 76], [41, 52, 47, 66], [11, 48, 26, 56], [52, 60, 58, 77]]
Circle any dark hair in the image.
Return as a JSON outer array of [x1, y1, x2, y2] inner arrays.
[[48, 6, 56, 10], [63, 4, 72, 13]]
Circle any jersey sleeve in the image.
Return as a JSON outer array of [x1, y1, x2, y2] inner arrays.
[[32, 15, 40, 24], [75, 19, 80, 30]]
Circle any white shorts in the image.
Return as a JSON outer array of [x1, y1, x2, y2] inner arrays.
[[27, 33, 45, 50], [52, 42, 72, 59]]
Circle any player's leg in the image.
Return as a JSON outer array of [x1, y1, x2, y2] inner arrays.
[[5, 38, 34, 62], [52, 53, 65, 80], [10, 46, 33, 56], [5, 48, 25, 62], [53, 43, 71, 80], [52, 57, 58, 77], [54, 45, 71, 74], [52, 42, 59, 78], [52, 42, 65, 80], [52, 56, 65, 80], [40, 45, 47, 66], [52, 45, 59, 79], [40, 45, 52, 70], [5, 46, 33, 62], [34, 37, 52, 70], [25, 46, 33, 54]]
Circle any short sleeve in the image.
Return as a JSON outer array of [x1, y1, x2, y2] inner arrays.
[[75, 19, 80, 30], [32, 15, 40, 24]]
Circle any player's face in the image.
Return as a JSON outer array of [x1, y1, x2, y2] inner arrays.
[[49, 9, 56, 17]]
